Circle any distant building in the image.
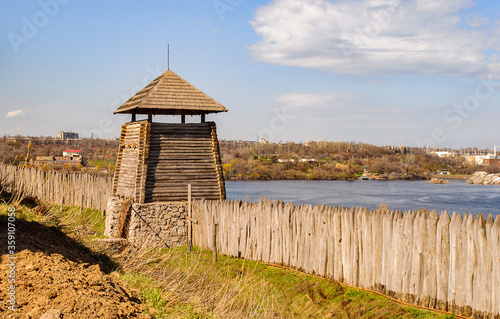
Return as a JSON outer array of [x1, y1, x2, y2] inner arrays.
[[30, 150, 84, 169], [258, 138, 268, 144], [437, 170, 451, 175], [475, 156, 488, 165], [299, 158, 317, 163], [63, 149, 82, 157], [475, 154, 499, 165], [483, 158, 500, 167], [58, 131, 79, 140], [432, 151, 455, 158], [465, 154, 500, 166]]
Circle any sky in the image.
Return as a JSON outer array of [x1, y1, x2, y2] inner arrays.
[[1, 0, 500, 149]]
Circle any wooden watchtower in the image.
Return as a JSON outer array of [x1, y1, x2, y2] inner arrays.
[[112, 69, 227, 203]]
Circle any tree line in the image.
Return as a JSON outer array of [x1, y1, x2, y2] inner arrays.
[[2, 136, 492, 179], [219, 140, 479, 180]]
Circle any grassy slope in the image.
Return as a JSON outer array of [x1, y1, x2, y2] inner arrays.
[[0, 197, 454, 319]]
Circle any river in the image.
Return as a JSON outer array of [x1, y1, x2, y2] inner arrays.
[[226, 180, 500, 218]]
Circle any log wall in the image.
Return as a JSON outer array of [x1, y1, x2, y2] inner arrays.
[[112, 120, 150, 202], [144, 122, 225, 202], [0, 164, 112, 211], [112, 121, 225, 203], [191, 199, 500, 318]]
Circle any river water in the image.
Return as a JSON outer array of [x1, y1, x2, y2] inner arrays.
[[226, 180, 500, 218]]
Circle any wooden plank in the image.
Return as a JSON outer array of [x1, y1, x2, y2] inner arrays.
[[146, 180, 220, 185], [146, 191, 221, 197], [146, 167, 218, 171], [148, 139, 213, 144], [145, 191, 220, 199], [149, 146, 213, 152]]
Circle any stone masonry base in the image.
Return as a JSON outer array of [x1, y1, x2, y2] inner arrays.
[[104, 196, 186, 248]]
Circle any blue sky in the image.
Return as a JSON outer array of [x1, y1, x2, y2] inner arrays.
[[1, 0, 499, 149]]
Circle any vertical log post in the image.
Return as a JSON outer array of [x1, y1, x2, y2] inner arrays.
[[213, 223, 217, 263], [187, 184, 192, 252]]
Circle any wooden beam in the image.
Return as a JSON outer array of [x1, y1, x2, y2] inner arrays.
[[181, 114, 186, 123], [201, 113, 206, 123]]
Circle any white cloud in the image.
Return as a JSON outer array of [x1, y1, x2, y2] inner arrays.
[[270, 90, 427, 134], [5, 109, 25, 119], [249, 0, 500, 76], [260, 90, 441, 145], [274, 92, 364, 109]]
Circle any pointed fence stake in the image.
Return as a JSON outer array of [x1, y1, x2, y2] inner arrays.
[[188, 184, 192, 252], [213, 223, 217, 263]]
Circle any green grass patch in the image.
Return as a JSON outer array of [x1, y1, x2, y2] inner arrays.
[[0, 192, 106, 244]]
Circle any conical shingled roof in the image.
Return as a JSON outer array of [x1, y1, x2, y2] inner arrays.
[[113, 69, 228, 116]]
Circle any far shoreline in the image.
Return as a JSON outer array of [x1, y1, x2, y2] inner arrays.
[[431, 174, 472, 180], [225, 174, 473, 181]]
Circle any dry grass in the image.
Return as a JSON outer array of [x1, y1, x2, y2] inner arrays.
[[117, 246, 280, 318], [113, 244, 451, 319]]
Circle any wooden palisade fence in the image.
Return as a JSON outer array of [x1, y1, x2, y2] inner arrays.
[[0, 164, 113, 211], [192, 199, 500, 318]]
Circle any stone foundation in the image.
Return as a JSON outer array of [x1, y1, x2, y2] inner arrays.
[[128, 202, 186, 248], [104, 197, 186, 248], [104, 196, 128, 238]]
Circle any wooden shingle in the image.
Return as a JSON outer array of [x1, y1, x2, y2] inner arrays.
[[113, 70, 228, 116]]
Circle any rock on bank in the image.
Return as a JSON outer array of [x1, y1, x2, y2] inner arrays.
[[467, 171, 500, 185]]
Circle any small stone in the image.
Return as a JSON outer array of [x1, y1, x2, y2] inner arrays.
[[40, 309, 61, 319]]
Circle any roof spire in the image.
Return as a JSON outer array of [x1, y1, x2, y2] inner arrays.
[[167, 44, 170, 70]]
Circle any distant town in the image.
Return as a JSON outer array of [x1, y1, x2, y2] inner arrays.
[[1, 131, 499, 179], [1, 131, 118, 173]]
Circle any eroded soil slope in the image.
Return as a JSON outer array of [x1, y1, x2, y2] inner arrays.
[[0, 218, 149, 318]]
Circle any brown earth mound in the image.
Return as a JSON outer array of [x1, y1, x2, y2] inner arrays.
[[0, 218, 150, 318], [1, 218, 104, 266]]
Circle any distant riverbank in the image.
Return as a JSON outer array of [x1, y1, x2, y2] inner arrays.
[[226, 179, 500, 217], [430, 174, 472, 180], [225, 173, 472, 181], [225, 173, 432, 181]]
